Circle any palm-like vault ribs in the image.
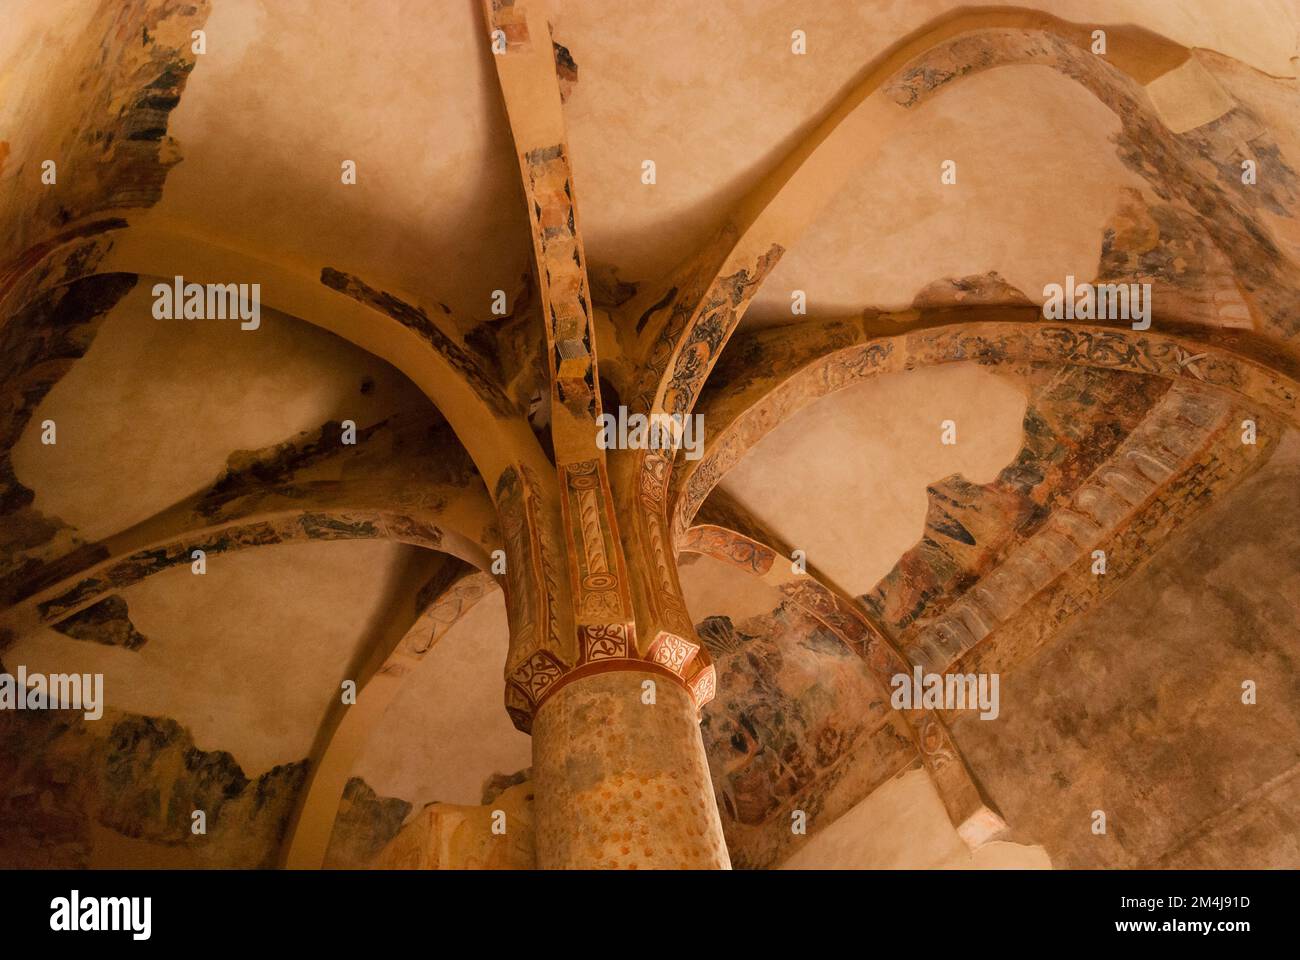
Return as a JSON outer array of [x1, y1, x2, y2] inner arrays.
[[1, 0, 1298, 869]]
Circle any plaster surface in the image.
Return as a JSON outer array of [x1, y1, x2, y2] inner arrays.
[[719, 363, 1028, 596]]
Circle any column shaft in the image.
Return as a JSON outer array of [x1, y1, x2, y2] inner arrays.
[[531, 669, 730, 869]]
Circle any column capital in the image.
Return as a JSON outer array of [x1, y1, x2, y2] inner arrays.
[[505, 627, 716, 733]]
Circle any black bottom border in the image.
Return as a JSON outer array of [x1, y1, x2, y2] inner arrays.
[[1, 867, 1290, 945]]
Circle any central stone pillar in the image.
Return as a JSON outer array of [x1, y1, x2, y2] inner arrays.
[[531, 668, 731, 869]]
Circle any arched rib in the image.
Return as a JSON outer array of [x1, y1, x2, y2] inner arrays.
[[679, 506, 1005, 848], [0, 474, 499, 642], [282, 562, 500, 869], [0, 218, 555, 492], [484, 0, 637, 674], [626, 9, 1297, 446], [673, 312, 1300, 541]]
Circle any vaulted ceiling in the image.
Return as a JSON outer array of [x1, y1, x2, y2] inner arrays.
[[2, 0, 1299, 870]]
